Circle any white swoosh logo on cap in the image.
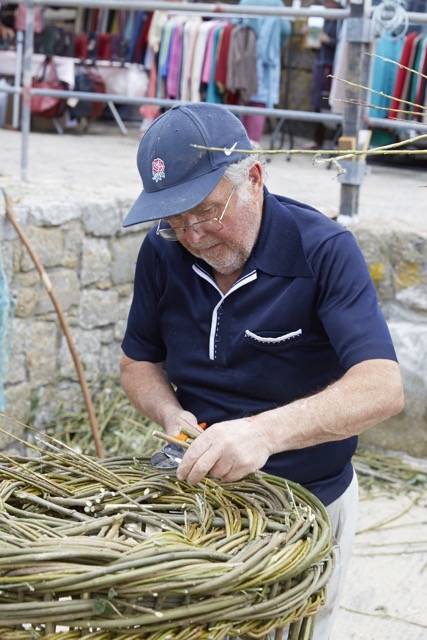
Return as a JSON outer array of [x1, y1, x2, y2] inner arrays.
[[224, 142, 238, 156]]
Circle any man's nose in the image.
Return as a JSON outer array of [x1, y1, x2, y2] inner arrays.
[[184, 215, 208, 241], [184, 224, 207, 243]]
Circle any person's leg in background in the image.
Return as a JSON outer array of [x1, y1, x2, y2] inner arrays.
[[240, 101, 266, 143], [312, 471, 359, 639]]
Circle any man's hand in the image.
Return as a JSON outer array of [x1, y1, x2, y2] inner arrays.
[[176, 418, 271, 485], [164, 409, 203, 438]]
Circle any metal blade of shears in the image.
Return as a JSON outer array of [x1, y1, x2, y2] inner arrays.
[[151, 443, 186, 469]]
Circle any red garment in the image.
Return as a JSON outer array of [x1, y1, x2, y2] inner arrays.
[[97, 33, 112, 60], [414, 39, 427, 118], [74, 33, 89, 58], [214, 23, 233, 92], [388, 31, 418, 119], [214, 23, 239, 104], [140, 56, 160, 121]]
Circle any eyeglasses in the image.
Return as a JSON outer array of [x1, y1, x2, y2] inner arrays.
[[156, 185, 237, 241]]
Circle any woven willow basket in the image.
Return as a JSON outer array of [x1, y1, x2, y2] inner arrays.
[[0, 448, 334, 640]]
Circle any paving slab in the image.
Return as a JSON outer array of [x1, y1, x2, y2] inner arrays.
[[1, 122, 426, 234]]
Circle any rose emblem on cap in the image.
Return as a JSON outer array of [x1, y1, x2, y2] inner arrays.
[[152, 158, 165, 182]]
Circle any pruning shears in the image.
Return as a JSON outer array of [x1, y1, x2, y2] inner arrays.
[[151, 422, 207, 469]]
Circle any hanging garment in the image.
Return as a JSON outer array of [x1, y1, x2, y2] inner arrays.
[[166, 18, 185, 99], [202, 21, 226, 87], [206, 23, 227, 103], [397, 31, 423, 118], [128, 11, 150, 63], [214, 22, 234, 95], [414, 38, 427, 121], [311, 18, 340, 113], [157, 17, 175, 98], [369, 36, 404, 118], [226, 25, 258, 103], [239, 0, 291, 107], [180, 17, 202, 101], [148, 10, 168, 55], [406, 33, 427, 120], [388, 31, 418, 118], [190, 20, 215, 102]]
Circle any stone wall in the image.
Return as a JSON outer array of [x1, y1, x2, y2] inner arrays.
[[352, 226, 427, 457], [1, 198, 426, 457], [0, 196, 148, 453]]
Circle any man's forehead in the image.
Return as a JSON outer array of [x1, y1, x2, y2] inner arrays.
[[171, 182, 227, 220]]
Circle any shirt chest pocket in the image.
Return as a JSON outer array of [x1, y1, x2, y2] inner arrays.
[[244, 328, 303, 351]]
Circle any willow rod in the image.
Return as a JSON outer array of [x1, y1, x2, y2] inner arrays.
[[2, 189, 104, 458]]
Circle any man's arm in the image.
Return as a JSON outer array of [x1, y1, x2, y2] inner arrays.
[[120, 353, 199, 436], [176, 359, 404, 485]]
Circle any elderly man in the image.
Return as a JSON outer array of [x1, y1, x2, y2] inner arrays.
[[120, 102, 403, 639]]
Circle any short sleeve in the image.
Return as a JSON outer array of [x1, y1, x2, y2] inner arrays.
[[313, 231, 397, 370]]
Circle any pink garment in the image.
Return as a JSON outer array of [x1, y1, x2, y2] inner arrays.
[[202, 20, 226, 84], [15, 5, 43, 33], [166, 19, 184, 99], [240, 101, 266, 142], [190, 21, 214, 102], [140, 56, 160, 122]]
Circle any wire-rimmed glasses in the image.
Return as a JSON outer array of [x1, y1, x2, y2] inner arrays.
[[156, 185, 237, 241]]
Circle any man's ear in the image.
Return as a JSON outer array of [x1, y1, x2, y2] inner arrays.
[[249, 162, 263, 188]]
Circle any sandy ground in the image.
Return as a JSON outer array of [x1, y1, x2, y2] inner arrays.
[[1, 121, 427, 639], [1, 120, 427, 234], [332, 481, 427, 639]]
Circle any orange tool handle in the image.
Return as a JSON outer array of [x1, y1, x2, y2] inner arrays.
[[175, 422, 207, 442]]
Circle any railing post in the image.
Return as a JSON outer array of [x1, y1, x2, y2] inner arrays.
[[338, 0, 373, 219], [20, 0, 36, 181]]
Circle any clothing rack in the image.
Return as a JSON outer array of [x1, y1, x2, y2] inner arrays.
[[3, 0, 427, 218]]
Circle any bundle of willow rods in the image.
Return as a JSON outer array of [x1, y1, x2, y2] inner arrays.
[[0, 440, 333, 640]]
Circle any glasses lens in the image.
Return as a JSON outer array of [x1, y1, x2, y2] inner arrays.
[[158, 227, 181, 241], [193, 219, 223, 233]]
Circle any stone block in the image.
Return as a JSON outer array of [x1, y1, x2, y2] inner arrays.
[[2, 381, 31, 428], [26, 321, 58, 388], [111, 232, 146, 285], [62, 220, 85, 269], [81, 237, 112, 287], [5, 353, 26, 385], [361, 320, 427, 457], [79, 289, 119, 330], [13, 277, 39, 318], [82, 201, 123, 237], [59, 327, 114, 381], [34, 268, 81, 315], [20, 226, 65, 272], [30, 200, 82, 226]]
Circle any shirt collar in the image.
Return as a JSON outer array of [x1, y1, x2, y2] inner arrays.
[[245, 188, 314, 278]]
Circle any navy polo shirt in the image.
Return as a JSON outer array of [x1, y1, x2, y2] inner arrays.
[[122, 189, 397, 505]]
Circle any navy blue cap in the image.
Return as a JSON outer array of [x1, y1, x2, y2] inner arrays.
[[123, 103, 253, 227]]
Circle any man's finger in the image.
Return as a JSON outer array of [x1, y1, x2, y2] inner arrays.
[[177, 443, 221, 484]]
